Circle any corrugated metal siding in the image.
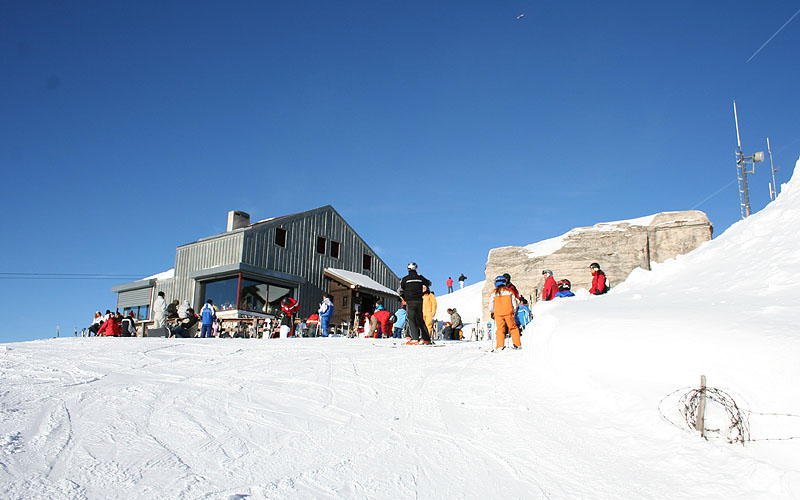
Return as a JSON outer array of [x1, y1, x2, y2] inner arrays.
[[159, 233, 245, 310], [117, 288, 152, 308], [242, 207, 400, 319]]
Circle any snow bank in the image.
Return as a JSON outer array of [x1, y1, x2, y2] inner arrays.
[[526, 158, 800, 477], [433, 281, 484, 325]]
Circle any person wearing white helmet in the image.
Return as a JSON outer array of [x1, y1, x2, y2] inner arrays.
[[398, 262, 433, 344]]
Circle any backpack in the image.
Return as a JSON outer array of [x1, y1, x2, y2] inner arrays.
[[389, 314, 397, 324], [602, 273, 611, 294]]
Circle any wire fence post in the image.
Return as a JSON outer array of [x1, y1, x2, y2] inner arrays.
[[696, 375, 707, 439]]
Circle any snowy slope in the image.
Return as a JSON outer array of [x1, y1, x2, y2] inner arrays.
[[433, 281, 484, 326], [1, 160, 799, 499]]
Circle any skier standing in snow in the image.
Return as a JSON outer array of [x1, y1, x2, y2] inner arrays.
[[153, 291, 167, 328], [280, 296, 299, 338], [458, 273, 467, 289], [589, 263, 609, 295], [446, 277, 454, 293], [318, 293, 334, 337], [200, 299, 216, 338], [488, 275, 521, 351], [541, 270, 558, 301], [398, 262, 432, 345], [515, 298, 532, 329], [391, 304, 407, 339], [422, 286, 437, 340]]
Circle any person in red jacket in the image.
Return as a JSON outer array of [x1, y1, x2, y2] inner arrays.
[[372, 305, 392, 338], [97, 314, 121, 336], [541, 270, 558, 301], [589, 262, 609, 295]]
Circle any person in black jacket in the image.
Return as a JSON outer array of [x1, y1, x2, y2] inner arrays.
[[398, 262, 432, 344]]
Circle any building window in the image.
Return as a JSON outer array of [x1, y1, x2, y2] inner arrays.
[[275, 228, 287, 247], [239, 279, 293, 316], [202, 277, 239, 311], [343, 295, 348, 307], [202, 276, 294, 316], [121, 304, 150, 321], [363, 254, 372, 271], [316, 236, 326, 254], [330, 241, 340, 259]]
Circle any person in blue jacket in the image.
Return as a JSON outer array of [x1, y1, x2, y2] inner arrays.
[[555, 279, 576, 298], [392, 304, 407, 339], [318, 293, 334, 337], [516, 298, 532, 329], [200, 299, 217, 338]]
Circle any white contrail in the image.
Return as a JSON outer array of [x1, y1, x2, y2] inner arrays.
[[691, 178, 738, 210], [746, 6, 800, 63]]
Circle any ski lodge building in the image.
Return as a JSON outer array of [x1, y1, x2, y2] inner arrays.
[[111, 206, 401, 331]]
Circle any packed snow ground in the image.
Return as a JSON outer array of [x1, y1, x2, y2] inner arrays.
[[2, 159, 799, 499]]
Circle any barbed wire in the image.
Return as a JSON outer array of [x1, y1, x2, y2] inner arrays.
[[659, 385, 800, 444]]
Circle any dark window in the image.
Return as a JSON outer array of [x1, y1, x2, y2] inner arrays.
[[275, 228, 286, 247], [330, 241, 340, 259], [239, 279, 293, 316], [316, 236, 326, 254], [343, 295, 348, 307], [363, 254, 372, 270]]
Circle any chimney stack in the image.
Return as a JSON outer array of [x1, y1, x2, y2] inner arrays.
[[227, 210, 251, 232]]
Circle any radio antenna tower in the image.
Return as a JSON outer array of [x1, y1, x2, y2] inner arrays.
[[767, 137, 780, 201], [733, 101, 764, 218]]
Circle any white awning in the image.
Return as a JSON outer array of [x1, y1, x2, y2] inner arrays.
[[324, 268, 399, 297]]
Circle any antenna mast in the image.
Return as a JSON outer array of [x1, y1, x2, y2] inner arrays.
[[733, 101, 750, 218], [767, 137, 779, 201], [732, 102, 764, 218]]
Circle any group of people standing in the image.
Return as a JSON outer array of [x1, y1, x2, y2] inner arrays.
[[445, 274, 468, 293]]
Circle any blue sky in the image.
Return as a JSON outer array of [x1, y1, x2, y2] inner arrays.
[[2, 1, 798, 342]]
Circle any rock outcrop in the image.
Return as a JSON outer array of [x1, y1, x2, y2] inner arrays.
[[482, 211, 713, 319]]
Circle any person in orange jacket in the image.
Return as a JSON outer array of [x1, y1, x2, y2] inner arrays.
[[541, 270, 558, 301], [488, 275, 521, 351], [422, 286, 438, 339]]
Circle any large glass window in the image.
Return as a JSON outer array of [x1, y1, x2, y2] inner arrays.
[[203, 277, 239, 311], [202, 276, 295, 315], [239, 278, 293, 315]]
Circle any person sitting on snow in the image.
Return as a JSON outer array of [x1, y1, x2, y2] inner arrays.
[[555, 279, 575, 298], [541, 270, 558, 301], [589, 263, 610, 295]]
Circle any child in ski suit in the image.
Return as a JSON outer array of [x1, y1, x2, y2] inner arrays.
[[488, 275, 521, 350]]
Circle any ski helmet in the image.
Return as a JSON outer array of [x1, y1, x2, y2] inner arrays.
[[407, 262, 418, 271], [494, 275, 507, 287], [589, 263, 600, 270], [542, 270, 553, 277], [557, 279, 571, 291]]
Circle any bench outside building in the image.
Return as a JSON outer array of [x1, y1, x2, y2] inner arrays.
[[112, 206, 401, 336]]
